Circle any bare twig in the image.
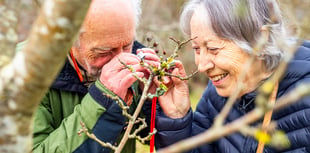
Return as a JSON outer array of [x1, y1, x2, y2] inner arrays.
[[115, 74, 154, 153], [78, 121, 117, 150], [128, 118, 147, 138], [134, 129, 157, 144], [118, 59, 148, 84], [169, 36, 197, 58], [103, 93, 133, 121], [164, 70, 198, 80], [274, 83, 310, 111], [128, 118, 156, 144]]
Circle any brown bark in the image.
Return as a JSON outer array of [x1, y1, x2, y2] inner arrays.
[[0, 0, 91, 152], [0, 0, 19, 68]]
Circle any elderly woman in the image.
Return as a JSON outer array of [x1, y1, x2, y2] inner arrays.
[[155, 0, 310, 152]]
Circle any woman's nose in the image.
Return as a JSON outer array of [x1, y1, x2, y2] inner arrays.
[[197, 52, 214, 73]]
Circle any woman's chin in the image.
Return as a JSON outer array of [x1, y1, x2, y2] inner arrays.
[[215, 88, 231, 97]]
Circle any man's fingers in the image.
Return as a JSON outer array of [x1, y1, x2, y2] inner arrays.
[[114, 53, 140, 65], [143, 60, 160, 68], [137, 48, 157, 54], [143, 53, 160, 62], [117, 64, 147, 76], [120, 72, 144, 89], [101, 53, 140, 73], [137, 48, 160, 62]]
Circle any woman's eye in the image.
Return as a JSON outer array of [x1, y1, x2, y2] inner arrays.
[[208, 47, 218, 51], [207, 47, 219, 54]]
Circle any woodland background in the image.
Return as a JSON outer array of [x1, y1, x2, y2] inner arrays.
[[13, 0, 310, 152], [17, 0, 310, 116]]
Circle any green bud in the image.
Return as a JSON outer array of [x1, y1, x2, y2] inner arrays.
[[159, 83, 168, 91]]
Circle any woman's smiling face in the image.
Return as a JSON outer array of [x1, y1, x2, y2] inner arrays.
[[190, 6, 271, 97]]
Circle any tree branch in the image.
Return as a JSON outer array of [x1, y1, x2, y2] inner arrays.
[[0, 0, 91, 152], [0, 0, 19, 68]]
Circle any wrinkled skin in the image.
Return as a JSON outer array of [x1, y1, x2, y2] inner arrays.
[[70, 0, 161, 105]]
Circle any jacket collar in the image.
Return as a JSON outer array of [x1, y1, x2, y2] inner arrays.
[[278, 40, 310, 96], [51, 59, 88, 94]]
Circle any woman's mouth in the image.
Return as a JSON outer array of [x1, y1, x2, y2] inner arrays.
[[209, 73, 228, 82]]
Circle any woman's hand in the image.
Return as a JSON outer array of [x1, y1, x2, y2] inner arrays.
[[156, 61, 191, 119]]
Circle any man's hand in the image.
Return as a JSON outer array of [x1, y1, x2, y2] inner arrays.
[[136, 48, 160, 94], [155, 61, 191, 119], [99, 53, 146, 105], [136, 48, 160, 68]]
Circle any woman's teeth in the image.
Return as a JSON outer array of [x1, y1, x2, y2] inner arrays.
[[210, 73, 228, 82]]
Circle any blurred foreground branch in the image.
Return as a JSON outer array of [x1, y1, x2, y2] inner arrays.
[[0, 0, 90, 152], [157, 81, 310, 153]]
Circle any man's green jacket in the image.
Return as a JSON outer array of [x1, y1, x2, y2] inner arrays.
[[30, 41, 151, 153]]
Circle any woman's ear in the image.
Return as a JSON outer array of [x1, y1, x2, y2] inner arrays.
[[256, 25, 271, 59], [261, 25, 270, 40]]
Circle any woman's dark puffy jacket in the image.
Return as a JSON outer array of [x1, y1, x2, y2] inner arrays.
[[155, 41, 310, 153]]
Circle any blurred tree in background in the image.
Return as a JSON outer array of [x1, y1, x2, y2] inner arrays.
[[11, 0, 310, 152], [1, 0, 90, 152]]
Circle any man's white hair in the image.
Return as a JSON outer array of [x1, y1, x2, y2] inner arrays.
[[131, 0, 142, 26]]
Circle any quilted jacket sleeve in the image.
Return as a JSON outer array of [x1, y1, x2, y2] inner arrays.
[[190, 88, 215, 153], [155, 108, 193, 149], [155, 86, 216, 153], [32, 80, 127, 153]]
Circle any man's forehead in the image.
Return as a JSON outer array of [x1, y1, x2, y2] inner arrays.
[[85, 34, 134, 49], [84, 0, 135, 29], [98, 39, 134, 49]]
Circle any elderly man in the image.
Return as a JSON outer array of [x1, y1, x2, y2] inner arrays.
[[32, 0, 158, 152]]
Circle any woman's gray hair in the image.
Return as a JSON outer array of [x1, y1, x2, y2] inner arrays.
[[180, 0, 286, 71]]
